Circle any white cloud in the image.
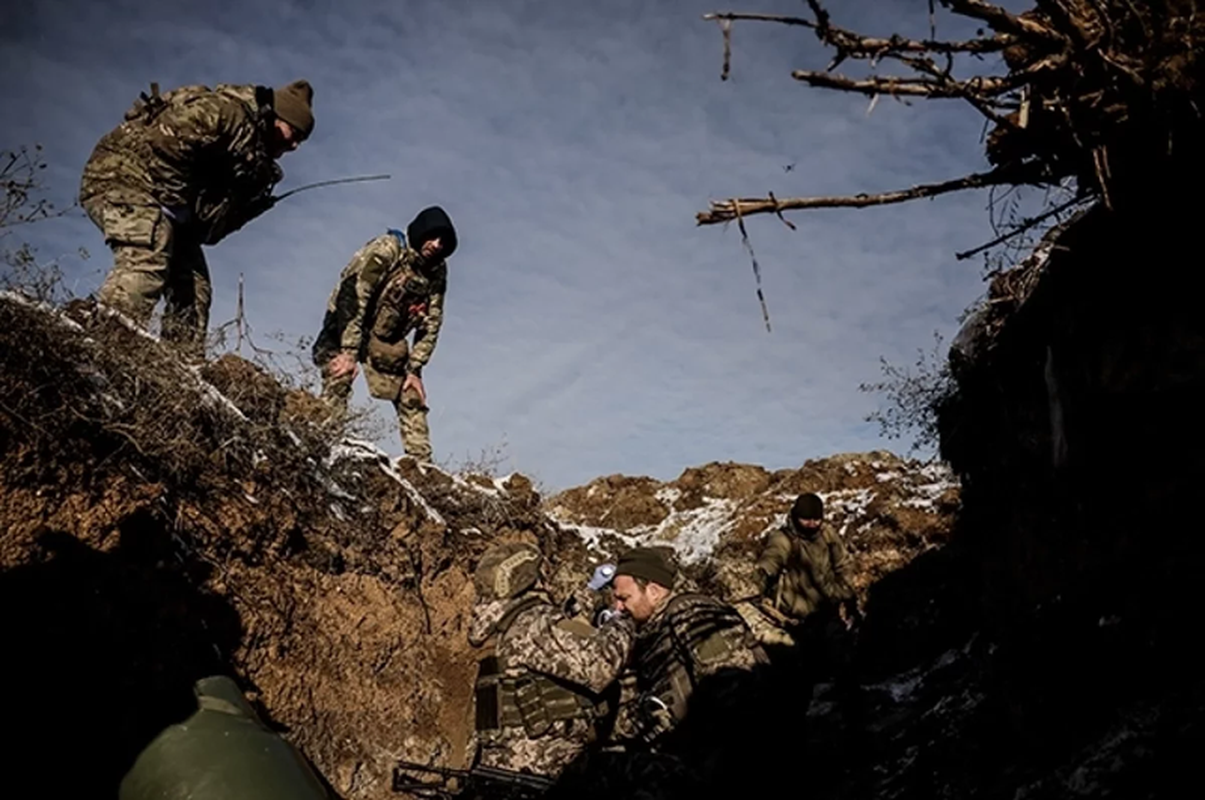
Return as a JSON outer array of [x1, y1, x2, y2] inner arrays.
[[0, 0, 1041, 490]]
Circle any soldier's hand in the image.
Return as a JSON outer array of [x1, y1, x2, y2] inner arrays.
[[329, 352, 358, 380], [403, 373, 426, 405]]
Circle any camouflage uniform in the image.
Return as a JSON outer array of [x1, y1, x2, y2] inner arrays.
[[756, 516, 857, 621], [758, 510, 864, 740], [467, 591, 635, 777], [313, 208, 453, 462], [78, 81, 296, 349], [625, 592, 768, 744]]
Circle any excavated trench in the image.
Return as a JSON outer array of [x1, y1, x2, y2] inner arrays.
[[1, 188, 1201, 799]]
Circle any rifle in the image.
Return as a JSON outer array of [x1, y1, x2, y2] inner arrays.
[[272, 174, 392, 203], [391, 759, 555, 799]]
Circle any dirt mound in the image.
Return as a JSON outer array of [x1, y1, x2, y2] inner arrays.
[[0, 294, 559, 797], [545, 450, 959, 599]]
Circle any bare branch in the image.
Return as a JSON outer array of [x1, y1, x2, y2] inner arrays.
[[954, 193, 1090, 260], [939, 0, 1068, 43], [702, 11, 1009, 55], [696, 166, 1032, 226], [732, 201, 772, 332], [790, 69, 1019, 99]]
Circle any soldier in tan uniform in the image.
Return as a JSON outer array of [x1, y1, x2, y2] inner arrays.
[[756, 492, 861, 626], [467, 543, 635, 777], [312, 206, 456, 462], [79, 79, 314, 351], [757, 492, 866, 751], [607, 547, 768, 746]]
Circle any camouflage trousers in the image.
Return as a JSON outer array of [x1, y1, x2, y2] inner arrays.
[[475, 720, 593, 778], [80, 190, 211, 353], [318, 356, 432, 461]]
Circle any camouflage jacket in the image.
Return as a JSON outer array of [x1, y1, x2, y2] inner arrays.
[[629, 592, 767, 742], [313, 231, 447, 376], [756, 519, 856, 620], [469, 592, 634, 694], [80, 83, 281, 245]]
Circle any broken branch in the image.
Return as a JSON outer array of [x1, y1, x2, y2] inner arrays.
[[939, 0, 1068, 43], [954, 193, 1090, 259], [790, 69, 1020, 99], [697, 166, 1030, 226], [702, 11, 1009, 56]]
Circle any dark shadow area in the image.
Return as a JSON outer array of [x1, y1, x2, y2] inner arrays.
[[547, 495, 1205, 800], [0, 515, 243, 797]]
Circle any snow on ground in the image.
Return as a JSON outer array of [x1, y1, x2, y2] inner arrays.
[[548, 496, 739, 564], [325, 438, 447, 525], [552, 456, 961, 561]]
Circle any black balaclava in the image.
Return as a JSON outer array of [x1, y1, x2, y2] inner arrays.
[[791, 493, 823, 537], [406, 205, 457, 265]]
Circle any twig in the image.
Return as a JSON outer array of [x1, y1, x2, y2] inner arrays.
[[236, 274, 245, 353], [732, 202, 772, 332], [719, 18, 732, 80], [697, 165, 1030, 226], [405, 545, 433, 634], [1093, 145, 1113, 210], [954, 194, 1089, 260], [767, 191, 796, 230]]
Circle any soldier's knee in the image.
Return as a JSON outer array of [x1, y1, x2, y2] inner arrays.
[[399, 387, 427, 411], [98, 270, 161, 321]]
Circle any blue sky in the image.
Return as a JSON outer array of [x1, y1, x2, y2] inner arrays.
[[0, 0, 1038, 491]]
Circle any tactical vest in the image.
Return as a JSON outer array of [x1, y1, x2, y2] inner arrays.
[[474, 595, 599, 738], [633, 593, 761, 726]]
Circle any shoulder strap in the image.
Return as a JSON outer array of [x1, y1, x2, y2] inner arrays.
[[493, 593, 546, 638], [554, 616, 597, 638]]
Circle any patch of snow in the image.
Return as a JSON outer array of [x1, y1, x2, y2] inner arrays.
[[561, 522, 642, 552], [876, 470, 902, 483], [654, 487, 682, 505], [379, 466, 446, 526], [316, 469, 355, 500], [843, 462, 858, 475], [184, 366, 249, 421], [330, 503, 346, 522], [818, 488, 875, 530], [0, 291, 85, 332], [564, 497, 739, 565], [451, 473, 500, 497], [919, 462, 956, 482], [243, 493, 258, 505], [864, 638, 971, 703]]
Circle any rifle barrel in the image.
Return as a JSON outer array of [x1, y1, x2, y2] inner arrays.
[[273, 174, 391, 202]]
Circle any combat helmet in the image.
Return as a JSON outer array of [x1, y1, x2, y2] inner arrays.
[[474, 542, 541, 601]]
